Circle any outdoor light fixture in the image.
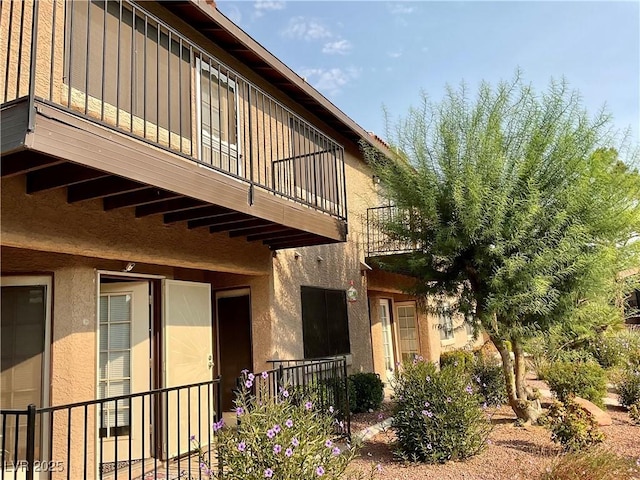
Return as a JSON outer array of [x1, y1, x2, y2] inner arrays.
[[123, 262, 136, 272], [347, 280, 358, 303]]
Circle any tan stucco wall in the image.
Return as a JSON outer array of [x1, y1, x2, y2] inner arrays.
[[1, 176, 271, 275]]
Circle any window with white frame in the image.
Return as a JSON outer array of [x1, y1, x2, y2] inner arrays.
[[99, 294, 132, 438], [438, 304, 454, 341], [197, 60, 240, 175], [397, 303, 418, 362]]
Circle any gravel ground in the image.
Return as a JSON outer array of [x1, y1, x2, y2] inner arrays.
[[347, 380, 640, 480]]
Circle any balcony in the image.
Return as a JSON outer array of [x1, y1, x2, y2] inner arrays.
[[366, 205, 421, 257], [0, 0, 347, 249]]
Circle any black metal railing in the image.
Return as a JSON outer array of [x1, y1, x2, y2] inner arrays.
[[0, 378, 222, 480], [366, 205, 421, 256], [1, 0, 347, 221], [250, 357, 351, 438]]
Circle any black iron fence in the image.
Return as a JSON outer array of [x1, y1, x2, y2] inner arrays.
[[366, 205, 422, 257], [1, 378, 222, 480], [260, 357, 351, 438], [1, 0, 347, 221]]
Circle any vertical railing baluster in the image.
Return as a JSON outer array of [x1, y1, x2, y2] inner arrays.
[[100, 0, 106, 120], [178, 37, 183, 153], [114, 398, 118, 480], [187, 387, 191, 480], [26, 0, 39, 131], [141, 395, 145, 479], [83, 405, 88, 480], [49, 0, 57, 102], [143, 16, 148, 139], [83, 0, 90, 115], [176, 389, 181, 476], [115, 0, 122, 128], [66, 408, 71, 480], [130, 4, 136, 133], [25, 406, 36, 480], [16, 0, 25, 98], [128, 397, 133, 480], [165, 390, 169, 479], [3, 0, 14, 103]]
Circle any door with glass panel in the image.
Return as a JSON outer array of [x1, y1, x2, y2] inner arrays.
[[98, 282, 151, 463], [378, 299, 395, 383], [396, 302, 419, 362]]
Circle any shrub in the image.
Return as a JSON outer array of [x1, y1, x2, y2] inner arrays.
[[472, 354, 507, 407], [348, 373, 384, 414], [546, 400, 605, 451], [391, 359, 491, 463], [545, 360, 607, 407], [540, 448, 640, 480], [439, 350, 475, 372], [193, 373, 375, 480], [591, 329, 640, 370], [616, 369, 640, 408]]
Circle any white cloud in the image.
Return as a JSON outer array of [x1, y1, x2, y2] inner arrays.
[[388, 50, 403, 59], [282, 16, 333, 40], [322, 39, 352, 55], [254, 0, 285, 18], [298, 67, 360, 96], [388, 3, 414, 15]]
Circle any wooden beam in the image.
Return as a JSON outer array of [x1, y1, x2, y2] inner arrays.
[[103, 188, 182, 210], [268, 236, 338, 250], [209, 218, 272, 234], [247, 229, 302, 242], [68, 176, 147, 203], [188, 212, 251, 229], [26, 163, 109, 193], [164, 205, 231, 224], [229, 223, 293, 238], [135, 198, 206, 217], [1, 153, 64, 178]]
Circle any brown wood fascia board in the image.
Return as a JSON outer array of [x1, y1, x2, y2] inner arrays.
[[27, 103, 346, 241], [0, 100, 29, 155]]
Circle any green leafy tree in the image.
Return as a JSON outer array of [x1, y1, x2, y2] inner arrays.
[[362, 73, 640, 422]]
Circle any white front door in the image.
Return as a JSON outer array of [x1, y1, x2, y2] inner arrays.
[[98, 282, 151, 464], [162, 280, 214, 459], [378, 299, 395, 384]]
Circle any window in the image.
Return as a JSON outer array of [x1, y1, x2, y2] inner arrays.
[[301, 287, 350, 358], [197, 60, 241, 174], [99, 294, 132, 438], [438, 304, 454, 341], [396, 303, 418, 362]]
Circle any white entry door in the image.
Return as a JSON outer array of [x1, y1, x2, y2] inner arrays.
[[98, 282, 151, 464], [378, 299, 395, 384], [162, 280, 214, 459]]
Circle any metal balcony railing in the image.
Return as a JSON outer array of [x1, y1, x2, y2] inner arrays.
[[366, 205, 422, 257], [1, 0, 347, 221]]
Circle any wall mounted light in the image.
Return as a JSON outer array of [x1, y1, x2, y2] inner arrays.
[[123, 262, 136, 272]]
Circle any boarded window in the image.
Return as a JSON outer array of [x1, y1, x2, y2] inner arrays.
[[301, 286, 350, 358], [65, 1, 191, 140]]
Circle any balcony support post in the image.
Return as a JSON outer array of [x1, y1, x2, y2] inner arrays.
[[27, 0, 39, 132]]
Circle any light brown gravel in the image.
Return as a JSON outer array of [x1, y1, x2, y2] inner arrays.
[[347, 386, 640, 479]]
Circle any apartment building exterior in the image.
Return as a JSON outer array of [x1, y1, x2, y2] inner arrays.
[[1, 1, 477, 477]]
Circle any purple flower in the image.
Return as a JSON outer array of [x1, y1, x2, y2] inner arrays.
[[266, 429, 275, 439], [273, 444, 282, 454], [261, 371, 269, 379], [305, 401, 313, 410], [465, 385, 473, 394], [248, 373, 255, 381], [200, 462, 207, 470], [291, 437, 299, 447], [332, 446, 341, 456], [237, 441, 246, 452], [282, 390, 290, 398], [378, 413, 384, 420], [425, 376, 431, 382], [273, 424, 281, 434], [245, 380, 253, 389], [264, 468, 273, 478], [189, 434, 196, 441], [241, 369, 249, 374], [482, 402, 488, 409], [285, 419, 293, 428], [212, 419, 224, 432], [427, 443, 432, 450], [285, 447, 293, 457], [316, 466, 325, 476], [424, 401, 430, 407], [376, 464, 382, 472], [446, 397, 452, 403], [325, 439, 333, 448], [236, 407, 244, 416], [422, 410, 433, 418]]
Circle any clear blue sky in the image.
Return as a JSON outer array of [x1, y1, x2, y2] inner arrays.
[[217, 1, 640, 145]]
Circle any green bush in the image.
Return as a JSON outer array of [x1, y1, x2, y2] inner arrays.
[[391, 359, 491, 463], [348, 373, 384, 414], [193, 373, 371, 480], [472, 354, 507, 407], [546, 399, 605, 451], [629, 401, 640, 425], [616, 369, 640, 408], [591, 329, 640, 369], [540, 448, 640, 480], [439, 350, 475, 372], [545, 360, 607, 407]]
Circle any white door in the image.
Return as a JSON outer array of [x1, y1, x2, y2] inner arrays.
[[162, 280, 214, 459], [378, 299, 395, 384], [98, 282, 151, 464]]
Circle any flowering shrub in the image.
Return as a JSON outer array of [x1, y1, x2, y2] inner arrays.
[[546, 399, 605, 451], [471, 354, 507, 407], [194, 372, 378, 479], [629, 401, 640, 425], [545, 360, 607, 407], [590, 329, 640, 370], [439, 350, 475, 373], [616, 368, 640, 408], [391, 359, 491, 463]]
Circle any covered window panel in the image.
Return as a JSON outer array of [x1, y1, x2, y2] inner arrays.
[[301, 287, 350, 359]]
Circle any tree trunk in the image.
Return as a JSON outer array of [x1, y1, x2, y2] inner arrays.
[[490, 334, 541, 424]]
